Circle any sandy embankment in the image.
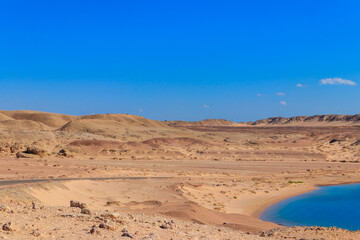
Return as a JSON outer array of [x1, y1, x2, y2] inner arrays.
[[3, 157, 360, 233], [2, 159, 360, 240], [23, 178, 279, 232], [16, 175, 360, 237]]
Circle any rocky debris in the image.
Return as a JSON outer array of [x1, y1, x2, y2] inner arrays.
[[121, 228, 133, 238], [89, 225, 100, 235], [81, 208, 91, 215], [106, 200, 123, 206], [329, 139, 342, 144], [24, 147, 46, 156], [16, 151, 30, 159], [58, 149, 68, 157], [159, 220, 175, 229], [70, 200, 87, 209], [99, 220, 117, 231], [101, 211, 121, 219], [2, 222, 13, 231], [57, 149, 74, 158], [60, 213, 91, 219], [122, 232, 134, 238], [1, 200, 359, 240], [258, 226, 359, 239], [30, 230, 41, 237], [351, 139, 360, 146], [16, 147, 47, 158], [140, 233, 158, 240], [9, 144, 22, 153], [0, 205, 11, 212]]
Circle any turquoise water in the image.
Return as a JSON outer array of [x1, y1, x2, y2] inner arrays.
[[260, 183, 360, 231]]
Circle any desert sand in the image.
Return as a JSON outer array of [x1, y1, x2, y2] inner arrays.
[[0, 110, 360, 239]]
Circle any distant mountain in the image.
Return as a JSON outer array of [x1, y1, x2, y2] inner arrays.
[[165, 119, 240, 127], [247, 114, 360, 126]]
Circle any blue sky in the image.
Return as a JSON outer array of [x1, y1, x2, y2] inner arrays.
[[0, 0, 359, 122]]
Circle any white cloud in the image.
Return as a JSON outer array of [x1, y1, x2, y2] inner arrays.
[[256, 93, 262, 97], [296, 83, 307, 88], [276, 92, 286, 96], [280, 101, 287, 105], [203, 104, 210, 109], [320, 77, 357, 86]]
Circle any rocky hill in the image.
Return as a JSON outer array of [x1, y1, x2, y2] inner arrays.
[[248, 114, 360, 126], [0, 110, 220, 160]]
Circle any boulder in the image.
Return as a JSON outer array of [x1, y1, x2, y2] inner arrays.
[[70, 200, 87, 209], [2, 222, 13, 231]]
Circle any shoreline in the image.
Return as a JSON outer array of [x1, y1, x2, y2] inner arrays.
[[2, 177, 360, 218], [251, 180, 360, 219], [251, 186, 317, 218], [2, 173, 360, 233]]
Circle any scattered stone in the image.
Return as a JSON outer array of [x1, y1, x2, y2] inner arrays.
[[121, 229, 133, 238], [101, 212, 121, 219], [97, 219, 117, 230], [329, 139, 341, 144], [58, 149, 68, 157], [90, 225, 100, 235], [24, 147, 46, 156], [9, 144, 21, 153], [350, 139, 360, 146], [99, 222, 117, 231], [30, 230, 41, 237], [60, 213, 90, 219], [70, 200, 87, 209], [0, 205, 10, 212], [160, 221, 174, 229], [2, 222, 13, 231], [106, 201, 123, 206], [149, 233, 157, 240], [81, 208, 91, 215], [16, 152, 29, 159]]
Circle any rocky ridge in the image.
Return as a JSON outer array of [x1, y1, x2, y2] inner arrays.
[[247, 114, 360, 126]]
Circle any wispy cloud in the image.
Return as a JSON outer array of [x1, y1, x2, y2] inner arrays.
[[203, 104, 210, 109], [320, 77, 357, 86], [280, 101, 287, 106], [296, 83, 307, 88], [256, 93, 262, 97], [139, 109, 144, 113], [276, 92, 286, 96]]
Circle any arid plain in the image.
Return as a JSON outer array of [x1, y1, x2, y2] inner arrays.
[[0, 110, 360, 239]]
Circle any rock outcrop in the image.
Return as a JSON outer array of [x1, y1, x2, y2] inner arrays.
[[248, 114, 360, 126]]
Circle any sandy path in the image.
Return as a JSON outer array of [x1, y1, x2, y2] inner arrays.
[[0, 176, 169, 187]]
